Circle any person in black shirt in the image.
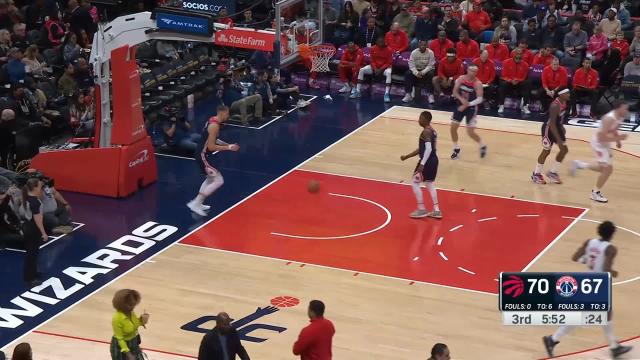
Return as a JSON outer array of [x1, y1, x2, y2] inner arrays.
[[0, 176, 23, 250], [197, 312, 250, 360], [356, 17, 381, 49], [538, 15, 565, 58], [67, 0, 97, 40], [20, 177, 47, 286]]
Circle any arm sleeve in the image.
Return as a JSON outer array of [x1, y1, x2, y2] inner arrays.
[[468, 96, 483, 106], [112, 315, 130, 353], [420, 142, 432, 165]]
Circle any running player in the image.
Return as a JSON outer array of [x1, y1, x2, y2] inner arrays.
[[570, 101, 629, 203], [532, 87, 571, 184], [187, 105, 239, 216], [450, 64, 487, 160], [543, 221, 632, 359], [401, 111, 442, 219]]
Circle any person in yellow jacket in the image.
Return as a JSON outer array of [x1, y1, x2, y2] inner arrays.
[[110, 289, 150, 360]]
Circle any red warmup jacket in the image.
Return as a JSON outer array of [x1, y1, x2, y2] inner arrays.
[[340, 46, 364, 67], [384, 30, 409, 53], [293, 317, 335, 360], [464, 10, 491, 33], [532, 52, 554, 66], [501, 58, 529, 82], [473, 57, 496, 84], [437, 57, 464, 79], [510, 48, 534, 66], [611, 39, 629, 59], [456, 40, 480, 60], [486, 43, 509, 61], [370, 45, 393, 69], [541, 65, 569, 90], [429, 39, 454, 61], [572, 67, 599, 89]]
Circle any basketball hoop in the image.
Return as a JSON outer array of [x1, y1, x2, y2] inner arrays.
[[309, 44, 336, 73]]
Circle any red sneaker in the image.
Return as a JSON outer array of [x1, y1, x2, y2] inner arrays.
[[531, 173, 547, 184]]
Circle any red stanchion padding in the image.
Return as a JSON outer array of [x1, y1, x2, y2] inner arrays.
[[118, 136, 158, 197], [110, 45, 146, 146]]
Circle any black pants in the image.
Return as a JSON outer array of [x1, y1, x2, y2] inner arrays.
[[498, 79, 531, 105], [570, 88, 599, 114], [483, 83, 499, 106], [275, 90, 300, 109], [404, 69, 435, 94], [0, 228, 23, 249], [23, 223, 40, 282]]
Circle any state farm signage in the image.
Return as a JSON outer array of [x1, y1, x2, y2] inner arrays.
[[215, 28, 275, 52]]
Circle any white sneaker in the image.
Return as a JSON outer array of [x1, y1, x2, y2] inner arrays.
[[427, 94, 435, 104], [201, 204, 211, 211], [591, 190, 608, 203], [569, 160, 580, 177], [338, 84, 351, 93], [522, 104, 531, 115], [402, 94, 413, 103], [296, 99, 310, 108], [409, 209, 428, 218], [187, 200, 208, 216], [498, 105, 504, 113]]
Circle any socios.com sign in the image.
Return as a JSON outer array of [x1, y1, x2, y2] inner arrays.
[[182, 0, 236, 16]]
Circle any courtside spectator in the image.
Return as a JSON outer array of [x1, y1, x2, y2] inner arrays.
[[624, 52, 640, 76], [564, 21, 589, 63], [611, 30, 629, 59], [533, 44, 555, 66], [7, 48, 27, 83], [541, 57, 569, 109], [473, 50, 497, 107], [432, 48, 464, 101], [402, 39, 436, 103], [570, 56, 599, 116], [67, 0, 97, 39], [20, 177, 45, 286], [538, 15, 564, 58], [198, 312, 250, 360], [511, 39, 534, 65], [438, 6, 460, 41], [463, 1, 492, 39], [41, 178, 73, 235], [58, 62, 78, 96], [393, 4, 414, 36], [334, 1, 359, 46], [600, 8, 621, 40], [0, 176, 22, 249], [352, 36, 393, 102], [428, 343, 451, 360], [586, 4, 602, 24], [62, 32, 81, 63], [385, 22, 409, 54], [221, 77, 262, 124], [43, 14, 66, 47], [216, 8, 234, 27], [520, 18, 540, 50], [12, 23, 27, 51], [430, 31, 455, 61], [587, 24, 608, 61], [338, 41, 364, 94], [617, 2, 633, 30], [254, 70, 278, 116], [111, 289, 150, 360], [498, 48, 531, 114], [69, 90, 95, 136], [293, 300, 335, 360], [412, 7, 438, 49], [7, 84, 51, 127], [455, 29, 479, 60], [494, 16, 517, 48], [486, 34, 509, 61], [270, 70, 309, 109], [11, 343, 32, 360], [356, 17, 381, 49], [530, 5, 547, 29]]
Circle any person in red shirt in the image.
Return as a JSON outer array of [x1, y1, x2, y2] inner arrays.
[[510, 39, 534, 65], [217, 8, 234, 27], [384, 22, 409, 54], [569, 56, 599, 116], [473, 50, 497, 107], [463, 1, 491, 39], [429, 31, 454, 60], [533, 45, 555, 66], [455, 29, 480, 60], [293, 300, 335, 360], [338, 41, 365, 94], [352, 36, 394, 102], [432, 48, 464, 101], [498, 48, 531, 114], [610, 31, 629, 59], [486, 34, 509, 61], [540, 56, 569, 110]]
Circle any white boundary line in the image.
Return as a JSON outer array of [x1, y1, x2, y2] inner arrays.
[[155, 153, 197, 161], [5, 222, 86, 253], [297, 169, 590, 211], [224, 94, 318, 130], [521, 208, 590, 272], [270, 192, 392, 240], [178, 243, 495, 296], [0, 105, 401, 351]]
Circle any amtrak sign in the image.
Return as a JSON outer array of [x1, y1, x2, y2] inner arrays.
[[153, 8, 213, 36]]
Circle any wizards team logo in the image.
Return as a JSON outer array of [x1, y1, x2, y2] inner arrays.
[[556, 276, 578, 298]]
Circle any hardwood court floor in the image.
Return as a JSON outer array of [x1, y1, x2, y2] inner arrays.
[[8, 107, 640, 359]]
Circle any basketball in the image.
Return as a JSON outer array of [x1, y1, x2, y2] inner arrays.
[[308, 180, 321, 193]]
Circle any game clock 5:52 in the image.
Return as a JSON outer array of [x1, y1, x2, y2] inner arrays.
[[542, 313, 567, 325]]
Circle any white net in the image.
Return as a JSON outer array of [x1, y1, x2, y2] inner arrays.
[[310, 45, 336, 73]]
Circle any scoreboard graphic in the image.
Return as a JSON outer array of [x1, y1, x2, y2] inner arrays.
[[499, 272, 611, 326]]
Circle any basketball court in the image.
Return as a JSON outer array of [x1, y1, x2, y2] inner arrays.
[[2, 103, 639, 359]]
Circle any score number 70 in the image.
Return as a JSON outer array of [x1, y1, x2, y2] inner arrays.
[[527, 278, 603, 294]]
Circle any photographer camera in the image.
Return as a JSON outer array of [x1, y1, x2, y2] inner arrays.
[[161, 106, 201, 154]]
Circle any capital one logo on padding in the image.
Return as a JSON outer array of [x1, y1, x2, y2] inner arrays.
[[181, 296, 300, 343]]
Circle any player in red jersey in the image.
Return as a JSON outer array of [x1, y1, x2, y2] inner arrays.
[[532, 88, 570, 184]]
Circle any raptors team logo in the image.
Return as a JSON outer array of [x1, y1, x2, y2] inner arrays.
[[502, 275, 525, 298], [556, 276, 578, 298]]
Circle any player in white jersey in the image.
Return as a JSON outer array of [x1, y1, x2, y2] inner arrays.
[[570, 101, 629, 203], [543, 221, 632, 359]]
